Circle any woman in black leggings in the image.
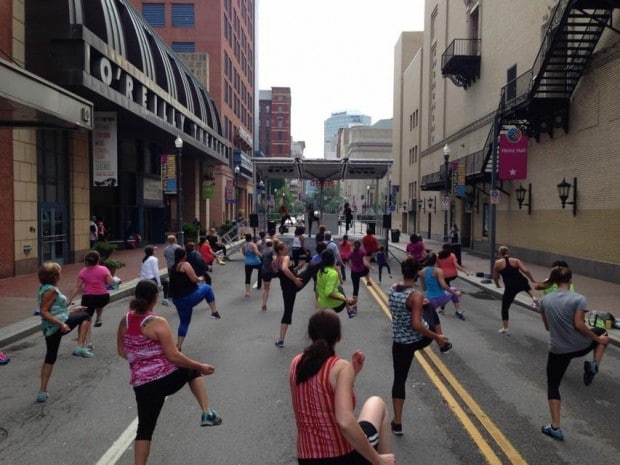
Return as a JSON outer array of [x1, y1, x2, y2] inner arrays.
[[492, 245, 538, 334], [273, 241, 303, 348]]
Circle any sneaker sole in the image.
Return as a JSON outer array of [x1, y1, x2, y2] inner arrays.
[[541, 426, 564, 441]]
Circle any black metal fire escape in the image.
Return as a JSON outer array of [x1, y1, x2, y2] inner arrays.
[[477, 0, 620, 176]]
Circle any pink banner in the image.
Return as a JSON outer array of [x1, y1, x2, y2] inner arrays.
[[499, 127, 528, 180]]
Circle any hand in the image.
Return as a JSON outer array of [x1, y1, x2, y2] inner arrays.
[[435, 334, 449, 345], [60, 323, 70, 333], [69, 304, 87, 313], [377, 453, 396, 465], [598, 334, 609, 346], [295, 277, 303, 288], [351, 350, 365, 375], [199, 363, 215, 375]]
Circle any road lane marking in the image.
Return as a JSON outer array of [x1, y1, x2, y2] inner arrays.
[[95, 417, 137, 465], [367, 281, 528, 465]]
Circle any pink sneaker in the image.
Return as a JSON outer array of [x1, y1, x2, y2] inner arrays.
[[0, 352, 11, 365]]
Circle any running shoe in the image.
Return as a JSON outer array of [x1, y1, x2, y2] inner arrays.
[[0, 352, 10, 365], [36, 391, 49, 403], [209, 312, 221, 320], [541, 424, 564, 441], [347, 304, 358, 319], [274, 340, 284, 348], [498, 327, 510, 335], [583, 360, 598, 386], [201, 408, 222, 426], [161, 299, 171, 306], [94, 319, 103, 327], [72, 347, 94, 358], [440, 342, 453, 353], [455, 311, 465, 320], [390, 421, 403, 436]]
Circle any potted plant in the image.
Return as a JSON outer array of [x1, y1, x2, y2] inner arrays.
[[92, 241, 117, 260], [103, 258, 125, 276]]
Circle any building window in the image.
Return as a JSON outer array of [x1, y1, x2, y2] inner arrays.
[[506, 64, 517, 101], [172, 42, 195, 53], [142, 3, 165, 27], [172, 3, 195, 28]]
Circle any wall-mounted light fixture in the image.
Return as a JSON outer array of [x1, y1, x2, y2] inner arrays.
[[427, 197, 436, 213], [418, 199, 424, 212], [515, 183, 532, 215], [23, 244, 32, 256], [557, 177, 577, 216], [402, 202, 408, 212]]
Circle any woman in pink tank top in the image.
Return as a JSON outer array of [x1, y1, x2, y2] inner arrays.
[[117, 280, 222, 465]]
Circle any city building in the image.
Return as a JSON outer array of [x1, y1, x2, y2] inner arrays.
[[323, 111, 371, 159], [336, 121, 393, 215], [0, 0, 228, 277], [393, 0, 620, 281], [130, 0, 256, 225]]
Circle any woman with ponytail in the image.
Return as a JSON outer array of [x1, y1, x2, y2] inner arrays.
[[289, 311, 395, 465], [117, 280, 221, 465]]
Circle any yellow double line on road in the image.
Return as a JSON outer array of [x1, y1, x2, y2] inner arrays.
[[365, 282, 528, 465]]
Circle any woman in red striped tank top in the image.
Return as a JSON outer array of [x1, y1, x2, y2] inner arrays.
[[289, 311, 395, 465]]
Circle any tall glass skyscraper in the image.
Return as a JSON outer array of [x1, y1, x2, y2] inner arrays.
[[323, 111, 371, 159]]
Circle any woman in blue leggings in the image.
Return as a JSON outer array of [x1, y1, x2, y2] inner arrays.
[[169, 248, 220, 351]]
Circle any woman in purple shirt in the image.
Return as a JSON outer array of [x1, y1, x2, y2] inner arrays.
[[348, 241, 374, 316]]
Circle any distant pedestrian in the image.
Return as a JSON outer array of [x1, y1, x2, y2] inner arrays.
[[278, 203, 291, 233], [37, 262, 92, 403], [339, 234, 353, 281], [117, 280, 221, 465], [388, 258, 450, 435], [315, 224, 326, 243], [259, 239, 277, 311], [343, 202, 353, 233], [406, 234, 428, 264], [306, 204, 318, 235], [273, 241, 304, 348], [316, 249, 356, 314], [164, 235, 181, 269], [376, 246, 392, 282], [186, 242, 211, 286], [436, 243, 469, 287], [96, 218, 106, 241], [290, 310, 395, 465], [450, 224, 460, 244], [539, 266, 609, 441], [535, 260, 575, 295], [138, 246, 170, 305], [206, 228, 228, 262], [69, 251, 114, 349], [291, 226, 310, 272], [362, 228, 380, 259], [242, 233, 263, 297], [349, 240, 374, 314], [493, 245, 538, 334], [89, 216, 98, 248], [168, 247, 220, 351], [420, 253, 464, 320]]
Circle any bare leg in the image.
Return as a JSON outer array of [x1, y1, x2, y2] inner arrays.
[[207, 300, 218, 316], [40, 363, 53, 392], [177, 336, 185, 351], [592, 341, 607, 365], [262, 282, 270, 310], [358, 396, 392, 454], [548, 399, 561, 428], [134, 440, 150, 465], [279, 323, 288, 341], [245, 284, 250, 298], [391, 398, 405, 427], [188, 376, 210, 412], [77, 320, 91, 347]]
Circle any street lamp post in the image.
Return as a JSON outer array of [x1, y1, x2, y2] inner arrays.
[[442, 143, 450, 243], [234, 165, 240, 218], [175, 136, 184, 245]]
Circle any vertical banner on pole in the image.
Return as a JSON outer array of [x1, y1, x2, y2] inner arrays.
[[499, 125, 528, 180]]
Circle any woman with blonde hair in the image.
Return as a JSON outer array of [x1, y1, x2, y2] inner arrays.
[[37, 262, 92, 402]]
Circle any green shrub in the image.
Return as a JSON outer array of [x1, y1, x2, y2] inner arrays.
[[92, 241, 117, 260]]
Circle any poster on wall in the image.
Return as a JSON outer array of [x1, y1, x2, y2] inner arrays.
[[499, 126, 528, 180], [225, 179, 235, 204], [160, 154, 177, 194], [93, 112, 118, 186]]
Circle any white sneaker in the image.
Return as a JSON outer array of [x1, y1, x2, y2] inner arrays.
[[161, 299, 171, 306]]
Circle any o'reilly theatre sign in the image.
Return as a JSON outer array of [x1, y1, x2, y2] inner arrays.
[[89, 50, 214, 148]]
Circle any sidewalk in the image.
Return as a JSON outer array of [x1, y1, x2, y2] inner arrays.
[[386, 237, 620, 348]]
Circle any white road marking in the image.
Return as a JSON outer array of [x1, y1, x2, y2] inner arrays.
[[95, 417, 138, 465]]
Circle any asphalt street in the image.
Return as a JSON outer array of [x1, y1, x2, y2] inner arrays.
[[0, 248, 619, 465]]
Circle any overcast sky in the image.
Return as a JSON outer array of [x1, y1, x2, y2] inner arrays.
[[257, 0, 425, 158]]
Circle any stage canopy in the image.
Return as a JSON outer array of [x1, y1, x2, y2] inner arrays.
[[251, 157, 392, 181]]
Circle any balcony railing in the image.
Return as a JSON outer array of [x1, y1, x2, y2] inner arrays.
[[441, 39, 481, 88]]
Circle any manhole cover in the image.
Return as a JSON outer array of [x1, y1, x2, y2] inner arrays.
[[0, 427, 8, 443]]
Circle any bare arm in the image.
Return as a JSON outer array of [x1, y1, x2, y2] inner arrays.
[[493, 261, 501, 287], [280, 256, 303, 286], [515, 259, 535, 282], [540, 309, 549, 331], [40, 289, 70, 333], [574, 310, 609, 345], [68, 278, 84, 305], [145, 316, 215, 374], [434, 268, 455, 293], [181, 262, 201, 283], [117, 316, 127, 359]]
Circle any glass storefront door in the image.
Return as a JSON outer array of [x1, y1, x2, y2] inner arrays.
[[40, 203, 67, 264]]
